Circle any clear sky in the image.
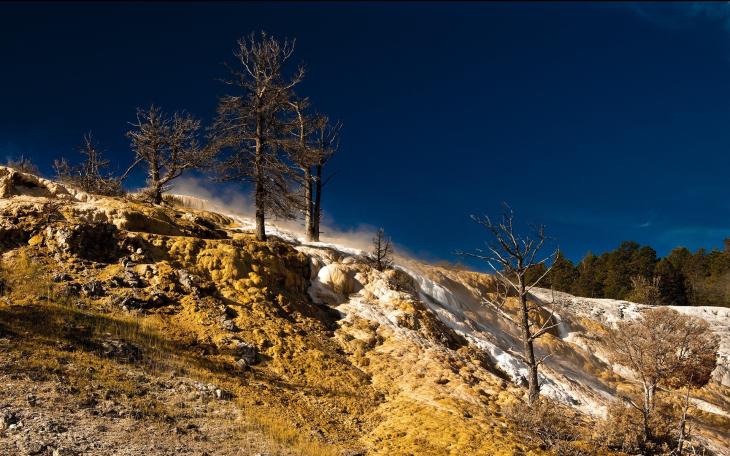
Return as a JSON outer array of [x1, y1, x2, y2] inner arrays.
[[2, 2, 730, 267]]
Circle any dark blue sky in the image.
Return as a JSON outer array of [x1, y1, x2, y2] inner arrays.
[[2, 2, 730, 266]]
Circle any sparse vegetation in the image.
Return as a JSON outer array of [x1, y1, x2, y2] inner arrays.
[[458, 204, 559, 406], [505, 397, 583, 453], [53, 132, 125, 196], [4, 154, 39, 174], [126, 105, 212, 204], [605, 307, 720, 450], [368, 227, 394, 271]]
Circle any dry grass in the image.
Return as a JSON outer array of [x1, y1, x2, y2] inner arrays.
[[0, 249, 345, 455]]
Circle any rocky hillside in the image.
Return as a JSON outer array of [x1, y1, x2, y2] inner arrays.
[[0, 166, 727, 456]]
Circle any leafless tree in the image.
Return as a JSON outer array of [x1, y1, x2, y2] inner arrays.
[[285, 104, 341, 242], [368, 228, 394, 271], [5, 155, 38, 174], [287, 98, 318, 240], [54, 133, 125, 196], [210, 32, 304, 241], [457, 204, 559, 406], [310, 114, 340, 242], [605, 307, 719, 446], [126, 105, 209, 204]]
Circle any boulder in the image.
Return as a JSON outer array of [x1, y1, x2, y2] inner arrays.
[[45, 223, 119, 263]]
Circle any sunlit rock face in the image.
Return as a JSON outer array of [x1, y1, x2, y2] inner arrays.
[[0, 168, 727, 455]]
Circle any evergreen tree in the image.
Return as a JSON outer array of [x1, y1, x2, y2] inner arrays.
[[547, 251, 578, 292], [656, 258, 689, 306], [572, 252, 604, 298]]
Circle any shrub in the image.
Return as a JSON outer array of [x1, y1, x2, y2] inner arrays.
[[505, 397, 588, 455], [54, 133, 125, 197], [5, 155, 39, 174]]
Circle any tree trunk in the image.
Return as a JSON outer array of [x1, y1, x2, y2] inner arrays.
[[312, 164, 323, 242], [153, 186, 162, 205], [519, 276, 540, 405], [304, 167, 314, 241], [151, 159, 162, 205], [641, 385, 652, 445], [254, 130, 266, 242]]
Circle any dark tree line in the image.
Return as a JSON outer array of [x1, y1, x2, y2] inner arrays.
[[40, 31, 341, 242], [525, 240, 730, 307]]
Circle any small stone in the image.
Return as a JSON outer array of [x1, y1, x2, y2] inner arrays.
[[23, 441, 45, 455], [233, 341, 258, 365], [100, 338, 142, 362], [215, 388, 233, 400], [0, 410, 20, 430], [116, 295, 147, 310], [82, 280, 105, 298], [51, 272, 72, 282], [221, 319, 239, 332]]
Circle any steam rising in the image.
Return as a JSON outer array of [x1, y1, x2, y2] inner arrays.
[[169, 176, 379, 253]]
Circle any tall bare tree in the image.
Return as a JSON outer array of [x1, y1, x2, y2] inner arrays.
[[457, 205, 559, 405], [210, 32, 304, 241], [126, 106, 208, 204], [287, 98, 318, 240], [284, 102, 341, 242], [310, 114, 340, 241], [368, 228, 394, 271], [605, 307, 719, 446]]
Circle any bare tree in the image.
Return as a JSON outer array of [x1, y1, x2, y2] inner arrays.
[[210, 32, 304, 241], [5, 155, 38, 174], [285, 104, 341, 242], [287, 98, 318, 240], [457, 205, 559, 406], [126, 106, 208, 204], [54, 133, 125, 196], [368, 228, 394, 271], [605, 307, 719, 446], [310, 115, 340, 242]]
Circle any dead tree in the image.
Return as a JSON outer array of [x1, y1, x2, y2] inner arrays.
[[287, 99, 318, 240], [310, 114, 341, 241], [5, 155, 38, 174], [457, 205, 559, 406], [54, 133, 124, 196], [210, 32, 304, 241], [284, 103, 341, 242], [605, 307, 719, 447], [368, 228, 394, 271], [126, 106, 208, 204]]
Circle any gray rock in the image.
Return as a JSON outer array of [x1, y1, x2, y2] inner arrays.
[[117, 295, 147, 310], [215, 388, 233, 400], [177, 269, 200, 292], [234, 341, 258, 365], [100, 338, 142, 363], [82, 280, 105, 298], [51, 272, 72, 282], [0, 409, 20, 430], [61, 282, 81, 297], [124, 270, 144, 288]]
